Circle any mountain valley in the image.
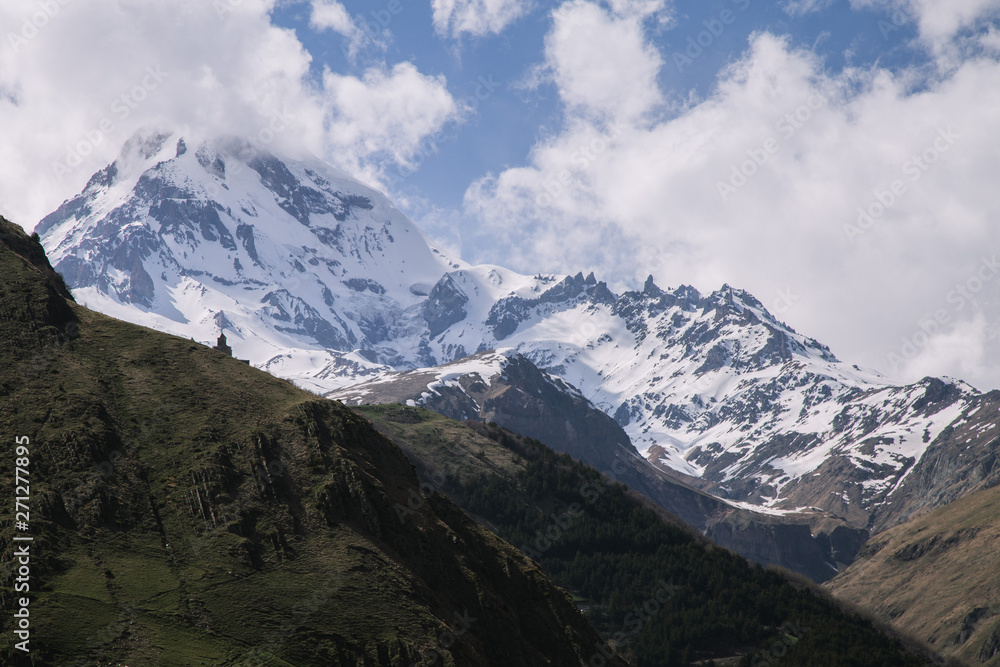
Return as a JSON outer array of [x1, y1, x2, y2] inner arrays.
[[17, 128, 1000, 664], [0, 216, 618, 665]]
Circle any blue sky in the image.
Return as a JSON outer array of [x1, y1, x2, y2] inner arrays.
[[271, 0, 924, 213], [2, 0, 1000, 389]]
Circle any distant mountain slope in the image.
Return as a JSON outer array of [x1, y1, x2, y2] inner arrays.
[[828, 483, 1000, 666], [336, 349, 870, 583], [864, 387, 1000, 533], [37, 130, 996, 553], [340, 272, 977, 529], [0, 215, 622, 666], [358, 404, 939, 667]]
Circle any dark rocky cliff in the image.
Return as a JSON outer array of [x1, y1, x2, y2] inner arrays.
[[0, 215, 625, 666]]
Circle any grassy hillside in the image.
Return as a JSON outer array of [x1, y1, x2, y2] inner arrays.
[[829, 483, 1000, 666], [359, 404, 945, 667], [0, 216, 624, 666]]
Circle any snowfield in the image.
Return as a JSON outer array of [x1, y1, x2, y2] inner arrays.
[[39, 129, 982, 520]]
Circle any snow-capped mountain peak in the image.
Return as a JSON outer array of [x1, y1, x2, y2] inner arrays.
[[38, 128, 464, 380], [38, 130, 989, 549]]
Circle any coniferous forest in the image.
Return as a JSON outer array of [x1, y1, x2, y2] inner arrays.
[[361, 407, 939, 666]]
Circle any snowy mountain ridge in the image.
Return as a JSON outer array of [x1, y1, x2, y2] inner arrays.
[[37, 129, 464, 385], [37, 129, 990, 535], [333, 274, 977, 527]]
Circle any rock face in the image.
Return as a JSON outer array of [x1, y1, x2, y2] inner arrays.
[[334, 350, 868, 582], [0, 215, 625, 666], [37, 129, 459, 386], [866, 388, 1000, 533], [422, 274, 469, 338], [38, 130, 999, 572]]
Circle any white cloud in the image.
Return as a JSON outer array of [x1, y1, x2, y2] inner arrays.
[[321, 63, 459, 183], [906, 0, 1000, 46], [542, 0, 664, 121], [851, 0, 1000, 56], [310, 0, 356, 36], [309, 0, 378, 59], [983, 25, 1000, 52], [892, 313, 993, 382], [0, 0, 458, 228], [464, 29, 1000, 389], [781, 0, 836, 17], [432, 0, 531, 38]]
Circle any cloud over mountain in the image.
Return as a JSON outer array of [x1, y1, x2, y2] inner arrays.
[[464, 8, 1000, 390], [0, 0, 460, 227]]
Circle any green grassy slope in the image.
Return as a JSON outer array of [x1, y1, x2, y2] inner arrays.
[[0, 216, 623, 666], [360, 404, 946, 667], [830, 483, 1000, 666]]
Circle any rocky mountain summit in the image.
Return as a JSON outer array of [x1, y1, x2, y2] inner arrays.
[[37, 130, 1000, 579], [37, 129, 462, 385], [1, 214, 621, 665], [335, 349, 872, 582], [334, 271, 987, 539]]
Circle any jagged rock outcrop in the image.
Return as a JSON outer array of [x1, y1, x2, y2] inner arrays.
[[334, 350, 869, 582], [37, 130, 997, 576], [0, 215, 626, 666]]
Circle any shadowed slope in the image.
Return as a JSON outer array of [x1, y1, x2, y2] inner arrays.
[[359, 404, 943, 667], [0, 215, 622, 666]]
